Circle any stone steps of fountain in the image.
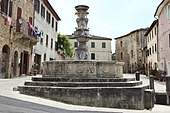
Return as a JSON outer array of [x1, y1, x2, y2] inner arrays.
[[24, 81, 142, 87], [31, 77, 135, 82], [18, 84, 148, 110]]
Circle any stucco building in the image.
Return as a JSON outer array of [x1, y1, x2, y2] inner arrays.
[[0, 0, 37, 78], [155, 0, 170, 75], [115, 28, 147, 73], [145, 20, 158, 75], [68, 35, 112, 61], [32, 0, 61, 73]]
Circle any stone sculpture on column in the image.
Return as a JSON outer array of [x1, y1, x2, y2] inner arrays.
[[73, 5, 91, 60]]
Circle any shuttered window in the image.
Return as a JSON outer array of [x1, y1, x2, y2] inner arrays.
[[16, 7, 22, 32], [55, 21, 58, 32], [52, 17, 54, 28], [34, 0, 40, 13], [41, 4, 45, 18], [1, 0, 9, 15], [1, 0, 12, 17], [28, 17, 33, 36]]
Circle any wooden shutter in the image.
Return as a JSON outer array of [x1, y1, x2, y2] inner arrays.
[[8, 0, 13, 17], [1, 0, 5, 13], [28, 17, 33, 36], [16, 7, 22, 32]]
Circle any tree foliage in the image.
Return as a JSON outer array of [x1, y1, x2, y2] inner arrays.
[[112, 53, 116, 60], [57, 33, 74, 58]]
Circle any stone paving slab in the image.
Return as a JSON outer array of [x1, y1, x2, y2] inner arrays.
[[0, 74, 169, 113]]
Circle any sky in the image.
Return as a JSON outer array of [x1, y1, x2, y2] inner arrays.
[[49, 0, 162, 53]]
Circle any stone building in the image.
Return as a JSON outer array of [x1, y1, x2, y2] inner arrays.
[[32, 0, 61, 73], [115, 28, 147, 73], [145, 20, 158, 75], [0, 0, 37, 78], [68, 35, 112, 61], [155, 0, 170, 75]]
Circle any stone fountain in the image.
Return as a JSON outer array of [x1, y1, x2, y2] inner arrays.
[[18, 5, 154, 110], [73, 5, 91, 60]]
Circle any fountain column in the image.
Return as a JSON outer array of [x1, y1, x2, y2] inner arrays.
[[73, 5, 91, 60]]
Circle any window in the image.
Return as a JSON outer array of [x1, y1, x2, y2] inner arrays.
[[74, 42, 78, 48], [1, 0, 8, 15], [149, 48, 151, 55], [169, 34, 170, 47], [152, 46, 154, 54], [51, 38, 53, 49], [131, 50, 133, 58], [121, 52, 123, 60], [34, 0, 40, 13], [40, 38, 43, 44], [46, 11, 51, 23], [16, 7, 22, 32], [168, 5, 170, 19], [91, 53, 95, 60], [28, 17, 33, 36], [52, 17, 54, 28], [1, 0, 13, 17], [91, 42, 95, 48], [155, 43, 157, 52], [120, 41, 123, 48], [46, 35, 48, 46], [8, 0, 12, 17], [155, 27, 157, 35], [55, 22, 58, 31], [102, 42, 106, 48], [44, 53, 46, 61], [55, 41, 58, 51], [40, 31, 43, 44], [41, 4, 45, 18]]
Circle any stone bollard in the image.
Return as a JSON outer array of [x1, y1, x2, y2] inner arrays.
[[149, 75, 155, 91], [165, 75, 170, 105], [166, 75, 170, 93], [144, 89, 154, 109], [135, 71, 140, 81]]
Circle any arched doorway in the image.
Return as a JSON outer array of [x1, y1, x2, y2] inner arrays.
[[1, 45, 10, 78], [13, 51, 18, 77]]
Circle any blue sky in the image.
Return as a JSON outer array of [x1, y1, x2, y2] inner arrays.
[[49, 0, 162, 52]]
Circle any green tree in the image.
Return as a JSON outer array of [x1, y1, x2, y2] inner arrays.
[[57, 33, 74, 58], [112, 53, 116, 60]]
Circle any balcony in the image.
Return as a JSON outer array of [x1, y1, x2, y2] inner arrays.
[[13, 22, 38, 46]]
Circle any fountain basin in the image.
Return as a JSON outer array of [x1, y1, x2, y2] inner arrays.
[[42, 60, 124, 78]]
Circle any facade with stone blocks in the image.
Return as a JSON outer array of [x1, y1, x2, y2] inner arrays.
[[115, 28, 148, 73], [68, 35, 112, 61], [32, 0, 61, 73], [155, 0, 170, 75], [0, 0, 37, 78], [144, 20, 158, 75]]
